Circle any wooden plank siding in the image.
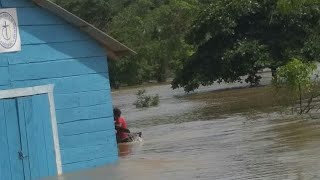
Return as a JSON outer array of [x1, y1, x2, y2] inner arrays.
[[20, 25, 91, 45], [59, 130, 116, 149], [0, 57, 9, 66], [0, 0, 118, 173], [0, 67, 10, 86], [62, 156, 118, 173], [5, 41, 106, 64], [58, 117, 115, 136], [60, 143, 118, 165], [9, 56, 108, 80], [11, 73, 111, 93], [54, 90, 111, 110], [56, 103, 113, 124], [17, 7, 66, 25], [1, 0, 35, 7]]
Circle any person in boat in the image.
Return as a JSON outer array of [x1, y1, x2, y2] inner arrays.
[[114, 107, 131, 143]]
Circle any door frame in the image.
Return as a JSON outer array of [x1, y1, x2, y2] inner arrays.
[[0, 84, 62, 175]]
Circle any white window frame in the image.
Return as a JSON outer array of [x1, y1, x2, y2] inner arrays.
[[0, 84, 62, 175]]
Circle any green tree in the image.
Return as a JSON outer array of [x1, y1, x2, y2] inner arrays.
[[273, 58, 319, 114], [277, 0, 320, 13], [54, 0, 199, 86], [109, 0, 199, 84], [172, 0, 320, 92], [54, 0, 137, 30]]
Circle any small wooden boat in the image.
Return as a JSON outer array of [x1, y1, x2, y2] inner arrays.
[[116, 126, 142, 143], [118, 132, 142, 144], [118, 132, 142, 157]]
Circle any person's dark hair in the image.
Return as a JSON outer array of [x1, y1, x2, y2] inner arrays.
[[113, 107, 121, 117]]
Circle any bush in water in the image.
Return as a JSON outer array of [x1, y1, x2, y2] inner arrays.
[[273, 58, 320, 114], [134, 89, 160, 108]]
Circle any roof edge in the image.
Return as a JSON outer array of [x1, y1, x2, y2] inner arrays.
[[33, 0, 137, 59]]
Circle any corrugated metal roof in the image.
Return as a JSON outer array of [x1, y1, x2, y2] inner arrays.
[[33, 0, 136, 59]]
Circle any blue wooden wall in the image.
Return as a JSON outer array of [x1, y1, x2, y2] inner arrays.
[[0, 0, 118, 173]]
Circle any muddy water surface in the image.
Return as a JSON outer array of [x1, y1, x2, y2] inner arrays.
[[46, 74, 320, 180]]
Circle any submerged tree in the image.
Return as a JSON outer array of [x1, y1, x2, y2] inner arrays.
[[133, 89, 160, 108], [273, 58, 319, 114], [172, 0, 320, 92]]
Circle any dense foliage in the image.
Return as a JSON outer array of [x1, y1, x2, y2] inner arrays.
[[273, 59, 319, 114], [54, 0, 203, 87], [172, 0, 320, 92], [53, 0, 132, 30], [53, 0, 320, 90]]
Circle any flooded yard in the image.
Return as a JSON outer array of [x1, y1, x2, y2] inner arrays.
[[46, 73, 320, 180]]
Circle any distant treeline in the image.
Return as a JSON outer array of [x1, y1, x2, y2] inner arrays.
[[54, 0, 320, 91]]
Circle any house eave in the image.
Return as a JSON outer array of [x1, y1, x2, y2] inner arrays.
[[33, 0, 137, 60]]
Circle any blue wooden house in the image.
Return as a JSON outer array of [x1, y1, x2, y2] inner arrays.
[[0, 0, 135, 179]]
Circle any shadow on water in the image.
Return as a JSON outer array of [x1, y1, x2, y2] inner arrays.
[[46, 83, 320, 180]]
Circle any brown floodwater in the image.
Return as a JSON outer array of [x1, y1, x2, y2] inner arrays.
[[45, 73, 320, 180]]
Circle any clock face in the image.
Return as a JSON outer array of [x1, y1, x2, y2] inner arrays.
[[0, 12, 18, 49]]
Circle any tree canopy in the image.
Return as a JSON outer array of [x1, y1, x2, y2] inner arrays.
[[108, 0, 200, 85], [54, 0, 320, 90], [54, 0, 202, 87], [172, 0, 320, 92]]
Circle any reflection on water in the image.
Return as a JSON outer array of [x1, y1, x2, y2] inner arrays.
[[45, 76, 320, 180]]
